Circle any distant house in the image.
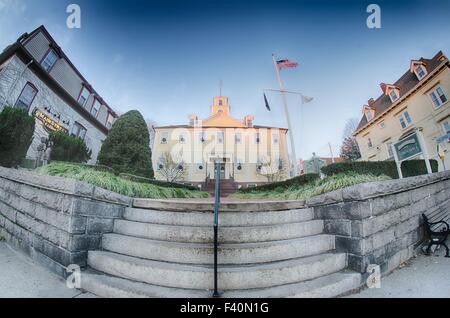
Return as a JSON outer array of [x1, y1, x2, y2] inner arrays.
[[353, 51, 450, 171], [0, 26, 119, 164], [300, 156, 344, 175]]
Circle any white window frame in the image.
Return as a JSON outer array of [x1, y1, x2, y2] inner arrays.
[[78, 86, 90, 107], [91, 99, 101, 118], [414, 65, 427, 80], [398, 111, 413, 130], [386, 141, 394, 158], [160, 132, 168, 144], [365, 110, 374, 122], [429, 86, 448, 109], [442, 120, 450, 135], [106, 113, 114, 129], [217, 131, 224, 144], [15, 82, 37, 111], [41, 49, 58, 72], [389, 89, 399, 103], [71, 122, 87, 140]]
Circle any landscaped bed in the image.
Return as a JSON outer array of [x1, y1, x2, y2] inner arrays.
[[232, 172, 392, 200], [36, 162, 209, 199]]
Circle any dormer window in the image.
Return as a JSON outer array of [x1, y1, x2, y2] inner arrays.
[[389, 90, 399, 103], [415, 65, 426, 79], [363, 105, 375, 122], [410, 60, 428, 80]]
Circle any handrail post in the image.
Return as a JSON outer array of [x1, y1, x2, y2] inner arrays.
[[212, 160, 221, 297]]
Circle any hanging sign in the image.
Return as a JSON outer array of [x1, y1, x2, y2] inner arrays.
[[394, 133, 422, 161]]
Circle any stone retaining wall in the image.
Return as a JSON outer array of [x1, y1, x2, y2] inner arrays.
[[307, 170, 450, 274], [0, 167, 131, 277]]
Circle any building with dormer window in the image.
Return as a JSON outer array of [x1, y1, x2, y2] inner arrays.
[[152, 96, 290, 191], [0, 26, 119, 165], [354, 51, 450, 170]]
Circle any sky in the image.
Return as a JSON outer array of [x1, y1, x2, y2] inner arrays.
[[1, 0, 449, 159]]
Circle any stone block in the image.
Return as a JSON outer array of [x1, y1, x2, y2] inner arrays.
[[305, 190, 343, 206], [86, 217, 114, 234], [92, 187, 131, 206], [34, 204, 85, 234], [323, 219, 351, 236], [69, 234, 102, 251], [335, 236, 364, 255], [72, 198, 123, 218], [315, 201, 371, 220], [0, 200, 17, 223]]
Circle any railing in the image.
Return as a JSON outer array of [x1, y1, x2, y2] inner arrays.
[[212, 160, 221, 297]]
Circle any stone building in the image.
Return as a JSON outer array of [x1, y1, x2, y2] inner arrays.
[[354, 51, 450, 171], [0, 26, 118, 164], [152, 96, 290, 190]]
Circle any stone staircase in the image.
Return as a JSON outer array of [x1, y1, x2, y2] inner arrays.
[[79, 200, 362, 298], [203, 178, 238, 197]]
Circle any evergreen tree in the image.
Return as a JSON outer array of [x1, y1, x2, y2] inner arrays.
[[340, 137, 361, 161], [98, 110, 154, 178], [0, 107, 35, 168]]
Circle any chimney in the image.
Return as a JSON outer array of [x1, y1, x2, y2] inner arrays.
[[368, 98, 375, 106], [379, 83, 387, 94]]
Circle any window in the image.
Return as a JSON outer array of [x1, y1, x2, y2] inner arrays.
[[217, 132, 224, 144], [365, 111, 373, 122], [255, 133, 261, 144], [91, 99, 101, 118], [367, 137, 373, 148], [429, 86, 448, 108], [160, 132, 168, 144], [71, 122, 87, 140], [15, 82, 37, 111], [235, 133, 242, 144], [199, 132, 206, 143], [389, 90, 399, 103], [398, 111, 413, 129], [106, 113, 114, 129], [41, 49, 58, 72], [273, 133, 279, 144], [386, 142, 394, 158], [442, 120, 450, 135], [378, 121, 385, 129], [415, 65, 427, 79], [78, 87, 90, 107]]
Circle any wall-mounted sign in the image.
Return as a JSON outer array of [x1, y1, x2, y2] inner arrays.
[[35, 110, 68, 134], [394, 133, 421, 161]]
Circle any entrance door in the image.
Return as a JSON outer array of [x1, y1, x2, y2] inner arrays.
[[214, 163, 226, 179]]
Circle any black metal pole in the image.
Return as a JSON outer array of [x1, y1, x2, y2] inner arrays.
[[213, 160, 221, 297]]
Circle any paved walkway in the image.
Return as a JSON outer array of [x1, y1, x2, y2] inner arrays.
[[1, 241, 449, 298], [0, 242, 90, 298]]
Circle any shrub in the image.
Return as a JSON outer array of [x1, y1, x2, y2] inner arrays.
[[98, 110, 154, 178], [321, 160, 438, 179], [0, 107, 35, 168], [48, 131, 92, 163], [237, 173, 320, 193], [119, 173, 199, 191], [36, 162, 208, 199]]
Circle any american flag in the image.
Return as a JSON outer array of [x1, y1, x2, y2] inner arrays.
[[277, 59, 298, 70]]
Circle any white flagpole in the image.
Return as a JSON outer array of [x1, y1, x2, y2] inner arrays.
[[272, 54, 299, 177]]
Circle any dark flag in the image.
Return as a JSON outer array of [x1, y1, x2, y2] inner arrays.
[[264, 93, 271, 111]]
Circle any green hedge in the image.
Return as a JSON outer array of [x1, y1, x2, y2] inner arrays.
[[238, 173, 320, 193], [48, 131, 92, 163], [0, 107, 35, 168], [321, 160, 438, 179], [119, 173, 200, 191]]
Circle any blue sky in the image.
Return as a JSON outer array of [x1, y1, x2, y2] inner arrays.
[[1, 0, 449, 159]]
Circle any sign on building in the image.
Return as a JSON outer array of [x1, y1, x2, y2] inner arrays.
[[34, 110, 68, 134], [392, 130, 432, 178]]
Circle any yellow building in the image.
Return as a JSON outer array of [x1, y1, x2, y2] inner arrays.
[[354, 51, 450, 171], [152, 96, 290, 191]]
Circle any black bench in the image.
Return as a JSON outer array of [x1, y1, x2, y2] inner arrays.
[[422, 214, 450, 258]]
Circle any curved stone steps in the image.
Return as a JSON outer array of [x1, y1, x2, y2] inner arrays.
[[123, 207, 314, 227], [113, 219, 324, 243], [101, 233, 334, 265], [80, 271, 362, 298]]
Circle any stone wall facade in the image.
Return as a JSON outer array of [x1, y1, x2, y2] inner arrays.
[[0, 167, 131, 277], [306, 170, 450, 275]]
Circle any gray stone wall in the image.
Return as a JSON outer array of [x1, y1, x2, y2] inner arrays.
[[0, 167, 131, 277], [307, 171, 450, 275]]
